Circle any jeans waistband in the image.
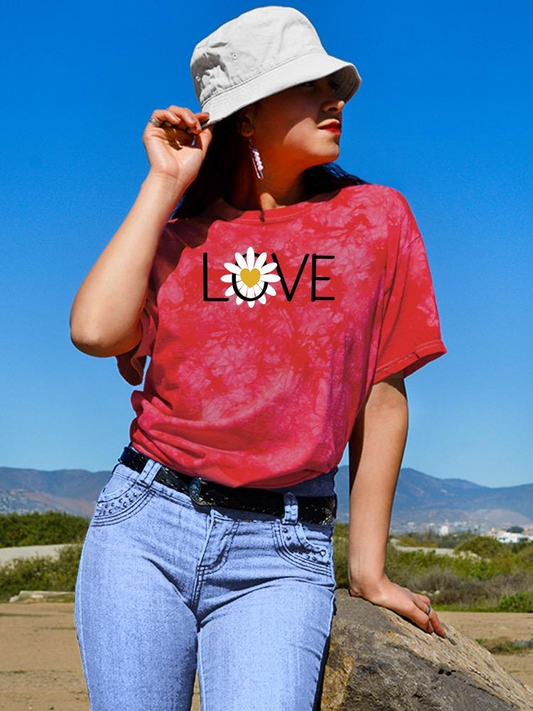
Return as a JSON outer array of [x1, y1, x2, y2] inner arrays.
[[120, 445, 337, 525]]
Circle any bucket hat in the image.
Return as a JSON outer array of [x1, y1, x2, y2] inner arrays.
[[190, 5, 362, 129]]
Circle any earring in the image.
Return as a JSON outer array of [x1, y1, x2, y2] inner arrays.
[[248, 137, 264, 180]]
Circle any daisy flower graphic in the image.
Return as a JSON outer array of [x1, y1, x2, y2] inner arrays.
[[221, 246, 281, 308]]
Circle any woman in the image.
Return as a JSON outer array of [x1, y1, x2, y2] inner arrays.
[[71, 6, 448, 710]]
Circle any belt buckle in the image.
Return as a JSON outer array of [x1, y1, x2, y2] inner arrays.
[[319, 508, 334, 526], [189, 477, 214, 506], [316, 495, 336, 525]]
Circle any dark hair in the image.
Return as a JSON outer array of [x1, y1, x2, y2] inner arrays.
[[170, 110, 371, 220]]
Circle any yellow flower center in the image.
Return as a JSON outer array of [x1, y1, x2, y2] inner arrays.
[[240, 268, 261, 287]]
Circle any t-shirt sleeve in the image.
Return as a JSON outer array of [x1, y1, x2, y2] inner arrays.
[[115, 282, 158, 386], [373, 193, 448, 384]]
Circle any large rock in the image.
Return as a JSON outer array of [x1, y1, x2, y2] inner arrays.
[[322, 589, 533, 710]]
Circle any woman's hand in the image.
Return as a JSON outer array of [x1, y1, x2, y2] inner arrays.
[[142, 105, 214, 189], [348, 572, 447, 638]]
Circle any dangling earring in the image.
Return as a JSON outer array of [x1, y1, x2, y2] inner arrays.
[[248, 137, 264, 180]]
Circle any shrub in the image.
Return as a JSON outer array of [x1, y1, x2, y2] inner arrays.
[[408, 567, 502, 606], [455, 536, 503, 559], [0, 543, 82, 602], [0, 511, 88, 547], [499, 590, 533, 613]]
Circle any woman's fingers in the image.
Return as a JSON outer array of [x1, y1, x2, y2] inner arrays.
[[147, 107, 210, 140], [165, 106, 210, 134], [428, 608, 447, 637], [148, 109, 190, 134], [350, 577, 448, 640], [142, 105, 213, 183], [405, 599, 435, 633], [411, 592, 447, 638]]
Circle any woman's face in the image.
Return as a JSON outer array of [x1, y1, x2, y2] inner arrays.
[[245, 73, 346, 172]]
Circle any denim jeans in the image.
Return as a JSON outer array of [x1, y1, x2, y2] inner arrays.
[[74, 445, 338, 711]]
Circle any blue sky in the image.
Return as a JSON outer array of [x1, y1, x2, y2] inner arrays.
[[1, 1, 531, 488]]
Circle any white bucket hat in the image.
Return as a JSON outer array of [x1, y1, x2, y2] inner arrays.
[[190, 5, 362, 129]]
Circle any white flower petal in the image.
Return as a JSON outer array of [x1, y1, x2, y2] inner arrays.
[[246, 246, 256, 269], [255, 252, 268, 269], [224, 262, 242, 274], [260, 262, 279, 274], [235, 252, 248, 269]]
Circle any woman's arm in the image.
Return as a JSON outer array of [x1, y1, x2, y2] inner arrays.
[[347, 372, 447, 638], [348, 372, 407, 594], [69, 173, 186, 357]]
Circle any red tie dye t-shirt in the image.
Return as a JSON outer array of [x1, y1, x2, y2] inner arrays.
[[116, 183, 447, 489]]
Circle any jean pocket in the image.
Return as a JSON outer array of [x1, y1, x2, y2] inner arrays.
[[273, 518, 335, 576], [91, 463, 153, 527]]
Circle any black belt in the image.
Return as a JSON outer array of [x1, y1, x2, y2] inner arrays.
[[119, 445, 337, 525]]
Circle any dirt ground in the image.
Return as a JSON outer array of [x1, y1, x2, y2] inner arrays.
[[0, 602, 531, 710]]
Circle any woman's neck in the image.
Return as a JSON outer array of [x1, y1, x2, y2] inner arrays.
[[224, 175, 311, 212]]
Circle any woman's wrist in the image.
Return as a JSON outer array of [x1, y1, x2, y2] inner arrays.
[[348, 567, 388, 597], [143, 171, 189, 202]]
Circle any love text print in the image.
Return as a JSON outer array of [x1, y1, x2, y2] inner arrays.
[[203, 246, 335, 308]]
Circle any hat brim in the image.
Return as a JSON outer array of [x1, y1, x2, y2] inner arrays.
[[199, 52, 361, 128]]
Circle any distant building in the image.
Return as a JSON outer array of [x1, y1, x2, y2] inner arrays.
[[493, 530, 533, 544]]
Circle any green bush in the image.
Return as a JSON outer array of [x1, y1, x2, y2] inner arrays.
[[395, 533, 435, 547], [394, 530, 478, 549], [515, 542, 533, 565], [455, 536, 504, 559], [0, 511, 89, 548], [499, 590, 533, 613], [0, 543, 82, 603], [404, 567, 495, 606]]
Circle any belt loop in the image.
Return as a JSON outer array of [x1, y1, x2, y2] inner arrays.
[[137, 456, 162, 488], [281, 492, 299, 524]]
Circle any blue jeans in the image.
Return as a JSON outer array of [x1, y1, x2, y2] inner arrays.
[[74, 445, 338, 710]]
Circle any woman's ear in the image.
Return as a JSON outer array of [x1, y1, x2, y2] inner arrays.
[[237, 105, 257, 138]]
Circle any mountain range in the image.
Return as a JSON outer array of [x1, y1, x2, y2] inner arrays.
[[1, 462, 531, 532]]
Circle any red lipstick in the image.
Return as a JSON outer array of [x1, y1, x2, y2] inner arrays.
[[318, 120, 341, 133]]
